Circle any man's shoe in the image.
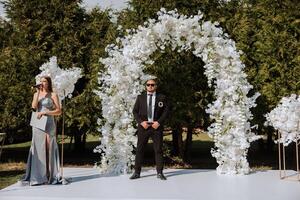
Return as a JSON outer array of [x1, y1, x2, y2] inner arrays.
[[157, 173, 167, 180], [129, 173, 140, 180]]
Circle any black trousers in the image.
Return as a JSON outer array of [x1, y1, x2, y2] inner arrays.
[[134, 127, 163, 174]]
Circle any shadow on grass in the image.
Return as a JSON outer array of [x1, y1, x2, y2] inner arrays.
[[0, 170, 25, 190], [1, 141, 101, 166], [1, 139, 290, 170], [0, 169, 25, 177]]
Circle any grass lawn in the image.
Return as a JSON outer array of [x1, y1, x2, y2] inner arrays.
[[0, 132, 290, 190], [0, 134, 99, 189], [0, 162, 25, 190]]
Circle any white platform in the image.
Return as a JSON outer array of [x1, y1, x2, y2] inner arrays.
[[1, 168, 299, 200]]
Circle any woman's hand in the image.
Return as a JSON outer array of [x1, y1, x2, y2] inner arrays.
[[35, 84, 42, 93], [37, 111, 47, 119]]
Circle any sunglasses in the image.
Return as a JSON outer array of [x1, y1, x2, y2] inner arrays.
[[146, 84, 156, 87]]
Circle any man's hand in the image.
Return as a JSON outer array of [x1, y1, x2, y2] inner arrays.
[[152, 121, 160, 129], [141, 121, 150, 129]]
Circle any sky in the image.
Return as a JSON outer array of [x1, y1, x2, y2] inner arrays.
[[82, 0, 128, 10], [0, 0, 129, 18]]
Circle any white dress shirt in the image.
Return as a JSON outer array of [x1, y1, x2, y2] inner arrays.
[[147, 92, 156, 122]]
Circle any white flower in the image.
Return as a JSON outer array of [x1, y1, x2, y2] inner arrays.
[[95, 8, 260, 175], [36, 56, 82, 102], [266, 95, 300, 146]]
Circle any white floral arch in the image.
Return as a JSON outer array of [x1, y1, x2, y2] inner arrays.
[[94, 8, 260, 175]]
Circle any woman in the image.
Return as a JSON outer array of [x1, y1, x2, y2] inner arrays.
[[23, 76, 62, 185]]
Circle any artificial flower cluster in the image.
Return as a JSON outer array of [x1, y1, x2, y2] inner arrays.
[[95, 8, 259, 175], [266, 94, 300, 146], [36, 56, 82, 101]]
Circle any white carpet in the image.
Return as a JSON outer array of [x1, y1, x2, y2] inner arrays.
[[1, 168, 299, 200]]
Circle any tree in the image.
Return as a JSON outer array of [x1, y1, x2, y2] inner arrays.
[[117, 0, 220, 162], [0, 0, 114, 150], [0, 0, 298, 157], [216, 0, 300, 150], [116, 0, 299, 159]]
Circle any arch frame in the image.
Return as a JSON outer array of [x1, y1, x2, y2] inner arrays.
[[94, 8, 260, 175]]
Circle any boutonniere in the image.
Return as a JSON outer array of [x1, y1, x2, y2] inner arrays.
[[158, 101, 164, 107]]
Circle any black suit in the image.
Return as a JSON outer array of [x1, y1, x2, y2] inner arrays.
[[133, 92, 169, 174]]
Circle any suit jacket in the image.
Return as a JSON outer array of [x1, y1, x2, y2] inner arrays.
[[133, 92, 169, 131]]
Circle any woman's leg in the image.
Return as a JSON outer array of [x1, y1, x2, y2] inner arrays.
[[45, 133, 50, 179]]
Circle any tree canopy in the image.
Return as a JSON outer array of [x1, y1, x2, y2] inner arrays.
[[0, 0, 298, 152]]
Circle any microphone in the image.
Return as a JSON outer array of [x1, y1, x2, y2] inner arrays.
[[31, 84, 42, 89]]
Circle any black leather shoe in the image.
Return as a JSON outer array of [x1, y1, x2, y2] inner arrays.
[[157, 173, 167, 180], [129, 173, 140, 180]]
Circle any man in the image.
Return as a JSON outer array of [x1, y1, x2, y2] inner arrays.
[[130, 78, 169, 180]]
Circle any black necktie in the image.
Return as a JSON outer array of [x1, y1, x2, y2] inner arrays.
[[148, 94, 153, 120]]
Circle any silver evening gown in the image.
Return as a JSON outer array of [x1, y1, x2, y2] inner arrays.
[[23, 93, 61, 185]]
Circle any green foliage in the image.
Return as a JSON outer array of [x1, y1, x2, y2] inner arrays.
[[145, 48, 214, 128], [215, 0, 300, 130], [118, 0, 223, 129], [0, 19, 12, 48], [119, 0, 299, 132], [0, 0, 114, 140], [0, 0, 299, 144]]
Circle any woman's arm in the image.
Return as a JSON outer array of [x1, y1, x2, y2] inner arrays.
[[40, 93, 62, 116], [31, 92, 39, 111]]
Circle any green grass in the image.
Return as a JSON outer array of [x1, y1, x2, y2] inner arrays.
[[0, 173, 24, 189], [0, 134, 101, 189], [0, 162, 25, 190]]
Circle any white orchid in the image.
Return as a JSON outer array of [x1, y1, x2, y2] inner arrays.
[[95, 8, 259, 175], [266, 94, 300, 146], [36, 56, 82, 101]]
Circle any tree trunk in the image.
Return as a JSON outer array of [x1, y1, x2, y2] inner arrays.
[[184, 125, 193, 163], [68, 135, 73, 151], [266, 127, 274, 152], [171, 125, 184, 159], [172, 126, 180, 156], [82, 131, 86, 150], [73, 129, 86, 153], [178, 128, 184, 159]]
